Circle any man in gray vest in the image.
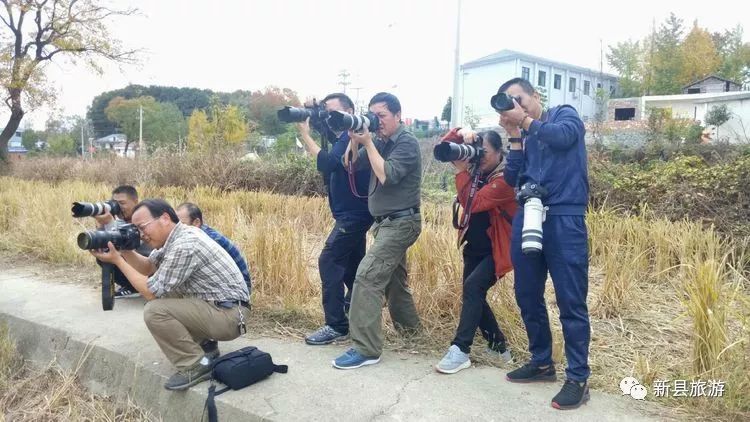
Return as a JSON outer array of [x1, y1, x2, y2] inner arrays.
[[332, 92, 423, 369]]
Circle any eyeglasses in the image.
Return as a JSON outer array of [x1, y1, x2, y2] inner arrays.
[[136, 218, 158, 232]]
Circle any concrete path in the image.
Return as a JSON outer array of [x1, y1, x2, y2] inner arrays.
[[0, 267, 674, 421]]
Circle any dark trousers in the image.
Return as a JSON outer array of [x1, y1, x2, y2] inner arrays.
[[452, 253, 506, 354], [319, 219, 371, 334], [511, 213, 591, 382]]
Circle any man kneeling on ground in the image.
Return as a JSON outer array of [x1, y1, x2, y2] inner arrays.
[[91, 199, 250, 391]]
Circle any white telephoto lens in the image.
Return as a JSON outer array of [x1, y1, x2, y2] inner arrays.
[[521, 197, 544, 255]]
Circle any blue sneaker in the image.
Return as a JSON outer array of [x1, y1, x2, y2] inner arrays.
[[435, 345, 471, 374], [305, 325, 349, 345], [332, 348, 380, 369]]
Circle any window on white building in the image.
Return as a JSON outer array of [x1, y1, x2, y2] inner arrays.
[[521, 66, 530, 81], [554, 74, 562, 90], [538, 71, 546, 87]]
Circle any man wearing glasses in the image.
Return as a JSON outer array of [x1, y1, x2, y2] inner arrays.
[[91, 199, 250, 391]]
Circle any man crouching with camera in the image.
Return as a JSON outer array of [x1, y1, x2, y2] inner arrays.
[[91, 199, 250, 391], [494, 78, 591, 410]]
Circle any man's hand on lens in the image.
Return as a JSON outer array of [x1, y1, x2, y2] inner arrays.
[[500, 114, 522, 138], [93, 214, 113, 227], [349, 127, 373, 147], [452, 158, 470, 173], [296, 117, 311, 137], [501, 98, 527, 127], [90, 241, 123, 264]]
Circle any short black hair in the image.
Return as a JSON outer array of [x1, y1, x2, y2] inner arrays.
[[112, 185, 138, 201], [133, 199, 179, 223], [176, 202, 203, 224], [478, 130, 503, 152], [498, 78, 536, 96], [368, 92, 401, 115], [322, 93, 355, 112]]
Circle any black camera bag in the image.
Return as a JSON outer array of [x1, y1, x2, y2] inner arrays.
[[204, 346, 288, 422]]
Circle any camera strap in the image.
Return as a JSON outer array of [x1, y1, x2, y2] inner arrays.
[[453, 165, 482, 237]]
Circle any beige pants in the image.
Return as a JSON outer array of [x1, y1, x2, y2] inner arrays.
[[143, 297, 250, 369]]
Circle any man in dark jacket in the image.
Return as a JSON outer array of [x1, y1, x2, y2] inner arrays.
[[496, 78, 591, 410], [297, 93, 373, 345]]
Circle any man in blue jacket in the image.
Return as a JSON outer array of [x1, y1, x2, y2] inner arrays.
[[496, 78, 591, 410], [297, 93, 373, 345]]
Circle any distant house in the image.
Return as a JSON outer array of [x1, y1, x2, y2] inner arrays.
[[607, 90, 750, 143], [455, 49, 619, 128], [5, 129, 28, 160], [683, 75, 742, 95], [94, 133, 135, 158]]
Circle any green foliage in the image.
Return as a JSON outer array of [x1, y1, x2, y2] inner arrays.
[[270, 128, 299, 156], [104, 96, 186, 154], [607, 14, 750, 96], [187, 101, 249, 153], [46, 133, 77, 156], [705, 104, 732, 127], [21, 129, 39, 151], [645, 107, 704, 145], [247, 86, 301, 136], [88, 84, 251, 138], [463, 106, 481, 129], [590, 153, 750, 236], [441, 97, 452, 122]]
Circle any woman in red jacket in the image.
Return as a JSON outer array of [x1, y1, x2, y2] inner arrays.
[[436, 130, 517, 374]]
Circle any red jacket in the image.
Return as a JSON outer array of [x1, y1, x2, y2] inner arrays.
[[455, 170, 517, 278]]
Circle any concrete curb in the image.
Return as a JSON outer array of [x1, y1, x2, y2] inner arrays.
[[0, 269, 671, 421]]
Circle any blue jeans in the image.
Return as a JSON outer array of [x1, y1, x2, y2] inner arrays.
[[319, 218, 371, 334], [511, 213, 591, 382]]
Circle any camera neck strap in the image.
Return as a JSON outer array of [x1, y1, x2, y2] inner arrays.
[[453, 165, 482, 245]]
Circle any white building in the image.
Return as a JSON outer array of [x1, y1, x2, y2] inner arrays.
[[454, 49, 618, 129], [608, 91, 750, 143], [94, 133, 135, 157]]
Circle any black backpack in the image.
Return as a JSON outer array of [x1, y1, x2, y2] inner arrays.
[[204, 346, 288, 422]]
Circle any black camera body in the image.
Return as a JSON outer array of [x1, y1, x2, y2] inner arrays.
[[490, 92, 522, 112], [433, 135, 485, 163], [516, 182, 547, 205], [327, 110, 379, 133], [71, 200, 120, 218], [77, 223, 140, 251]]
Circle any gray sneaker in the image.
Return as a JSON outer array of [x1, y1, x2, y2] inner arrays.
[[164, 359, 213, 391], [305, 325, 349, 345], [435, 345, 471, 374], [485, 347, 513, 364]]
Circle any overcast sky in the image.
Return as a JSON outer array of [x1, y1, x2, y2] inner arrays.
[[11, 0, 750, 130]]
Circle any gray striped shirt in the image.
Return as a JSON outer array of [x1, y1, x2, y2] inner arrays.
[[147, 223, 249, 302]]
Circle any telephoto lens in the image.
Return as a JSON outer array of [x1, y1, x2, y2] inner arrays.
[[277, 106, 329, 123], [327, 110, 379, 133], [71, 200, 120, 218], [433, 142, 481, 162], [521, 197, 544, 255], [76, 224, 140, 250]]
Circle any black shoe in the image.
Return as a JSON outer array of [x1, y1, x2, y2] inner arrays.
[[114, 287, 141, 299], [506, 362, 557, 383], [551, 380, 590, 410], [200, 340, 220, 360]]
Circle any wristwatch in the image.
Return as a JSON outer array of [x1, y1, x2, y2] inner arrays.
[[508, 137, 523, 144]]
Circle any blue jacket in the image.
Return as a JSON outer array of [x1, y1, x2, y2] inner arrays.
[[200, 224, 252, 294], [504, 105, 589, 215], [316, 131, 373, 224]]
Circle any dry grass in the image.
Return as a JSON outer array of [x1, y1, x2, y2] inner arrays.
[[1, 177, 749, 420], [0, 322, 159, 422]]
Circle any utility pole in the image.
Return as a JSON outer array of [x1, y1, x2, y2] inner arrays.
[[138, 105, 144, 157], [450, 0, 462, 128], [351, 86, 364, 112], [338, 69, 351, 94], [80, 119, 85, 160]]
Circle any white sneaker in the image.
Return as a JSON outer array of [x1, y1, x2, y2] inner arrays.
[[435, 345, 471, 374]]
